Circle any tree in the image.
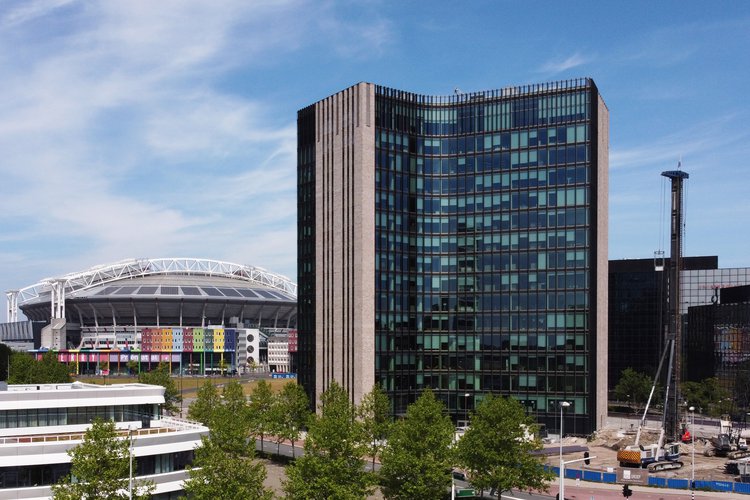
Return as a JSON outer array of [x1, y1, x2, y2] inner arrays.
[[52, 418, 153, 499], [273, 381, 310, 457], [284, 382, 374, 499], [218, 357, 228, 376], [126, 359, 138, 375], [138, 362, 181, 414], [456, 395, 554, 497], [357, 383, 391, 469], [0, 343, 12, 381], [188, 379, 221, 426], [614, 368, 654, 408], [683, 377, 733, 417], [183, 380, 273, 500], [249, 379, 275, 453], [183, 440, 273, 500], [378, 389, 454, 500], [8, 351, 71, 384]]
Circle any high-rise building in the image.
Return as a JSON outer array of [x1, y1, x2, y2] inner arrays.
[[297, 79, 609, 434]]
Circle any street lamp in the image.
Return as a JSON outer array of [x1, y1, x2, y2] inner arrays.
[[689, 406, 695, 500], [559, 401, 570, 500], [463, 393, 470, 427], [128, 426, 135, 500]]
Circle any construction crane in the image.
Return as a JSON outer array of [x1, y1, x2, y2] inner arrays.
[[616, 166, 689, 472]]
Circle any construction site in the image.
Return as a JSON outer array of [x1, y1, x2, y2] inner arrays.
[[543, 169, 750, 494]]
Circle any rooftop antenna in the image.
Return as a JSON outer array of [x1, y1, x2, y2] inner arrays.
[[454, 87, 464, 95]]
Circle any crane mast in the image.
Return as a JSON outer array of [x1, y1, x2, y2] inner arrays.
[[661, 168, 689, 441]]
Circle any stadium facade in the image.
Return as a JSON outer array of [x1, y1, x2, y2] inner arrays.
[[5, 258, 297, 375], [297, 79, 609, 434]]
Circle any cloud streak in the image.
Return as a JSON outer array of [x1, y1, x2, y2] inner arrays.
[[539, 53, 589, 74]]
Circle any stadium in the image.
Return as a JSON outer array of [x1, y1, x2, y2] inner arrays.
[[5, 258, 297, 375]]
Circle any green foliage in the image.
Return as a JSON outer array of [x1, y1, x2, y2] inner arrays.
[[0, 343, 11, 381], [183, 440, 273, 500], [8, 351, 71, 384], [249, 379, 275, 453], [52, 418, 153, 500], [183, 380, 273, 500], [357, 383, 392, 469], [378, 389, 454, 500], [284, 382, 374, 499], [273, 382, 310, 457], [735, 370, 750, 410], [188, 380, 221, 426], [456, 395, 553, 496], [683, 377, 733, 417], [614, 368, 655, 406], [213, 381, 253, 455], [137, 362, 181, 414]]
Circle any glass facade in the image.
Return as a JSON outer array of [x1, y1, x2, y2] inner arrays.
[[0, 403, 159, 429], [608, 258, 750, 402], [298, 79, 607, 434]]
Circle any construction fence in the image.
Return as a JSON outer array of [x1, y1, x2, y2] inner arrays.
[[547, 466, 750, 495]]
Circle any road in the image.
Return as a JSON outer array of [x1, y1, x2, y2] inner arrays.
[[253, 438, 749, 500]]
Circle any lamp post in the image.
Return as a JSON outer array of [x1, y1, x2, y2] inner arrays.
[[463, 393, 470, 427], [559, 401, 570, 500], [128, 426, 135, 500], [689, 406, 695, 500]]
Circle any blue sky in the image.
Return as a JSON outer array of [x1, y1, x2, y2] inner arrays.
[[1, 1, 749, 305]]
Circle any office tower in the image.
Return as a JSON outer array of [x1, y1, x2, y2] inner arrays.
[[298, 79, 608, 433]]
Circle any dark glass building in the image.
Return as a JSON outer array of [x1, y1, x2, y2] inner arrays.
[[687, 285, 750, 408], [298, 79, 609, 434], [608, 257, 750, 399], [608, 256, 718, 391]]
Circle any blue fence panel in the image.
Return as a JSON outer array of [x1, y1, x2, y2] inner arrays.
[[649, 477, 667, 487], [667, 478, 689, 489], [695, 480, 732, 492], [602, 473, 616, 483], [565, 468, 581, 480], [734, 482, 750, 494], [582, 470, 601, 482], [548, 466, 559, 476]]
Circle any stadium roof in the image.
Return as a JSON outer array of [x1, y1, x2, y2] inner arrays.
[[7, 258, 296, 323]]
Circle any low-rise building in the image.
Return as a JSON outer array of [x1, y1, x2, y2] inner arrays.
[[0, 381, 207, 499]]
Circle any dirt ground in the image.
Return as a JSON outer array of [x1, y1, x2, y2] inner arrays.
[[546, 428, 736, 482]]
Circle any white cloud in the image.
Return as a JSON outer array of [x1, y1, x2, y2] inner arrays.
[[539, 53, 589, 74], [0, 0, 76, 28]]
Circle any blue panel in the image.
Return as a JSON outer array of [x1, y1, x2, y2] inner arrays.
[[694, 480, 731, 492], [582, 470, 601, 482], [565, 468, 580, 479], [649, 477, 666, 487], [734, 482, 750, 493], [602, 473, 616, 483], [667, 478, 689, 489]]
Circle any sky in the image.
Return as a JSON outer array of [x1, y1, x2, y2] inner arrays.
[[1, 1, 749, 310]]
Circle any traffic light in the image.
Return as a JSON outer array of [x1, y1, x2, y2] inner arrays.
[[584, 451, 590, 465], [622, 484, 632, 497]]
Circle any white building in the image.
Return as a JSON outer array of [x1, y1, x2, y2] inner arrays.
[[0, 381, 207, 499], [267, 334, 289, 373]]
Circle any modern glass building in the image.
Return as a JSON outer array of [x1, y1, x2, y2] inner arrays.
[[608, 256, 718, 391], [297, 79, 609, 434], [609, 257, 750, 401]]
